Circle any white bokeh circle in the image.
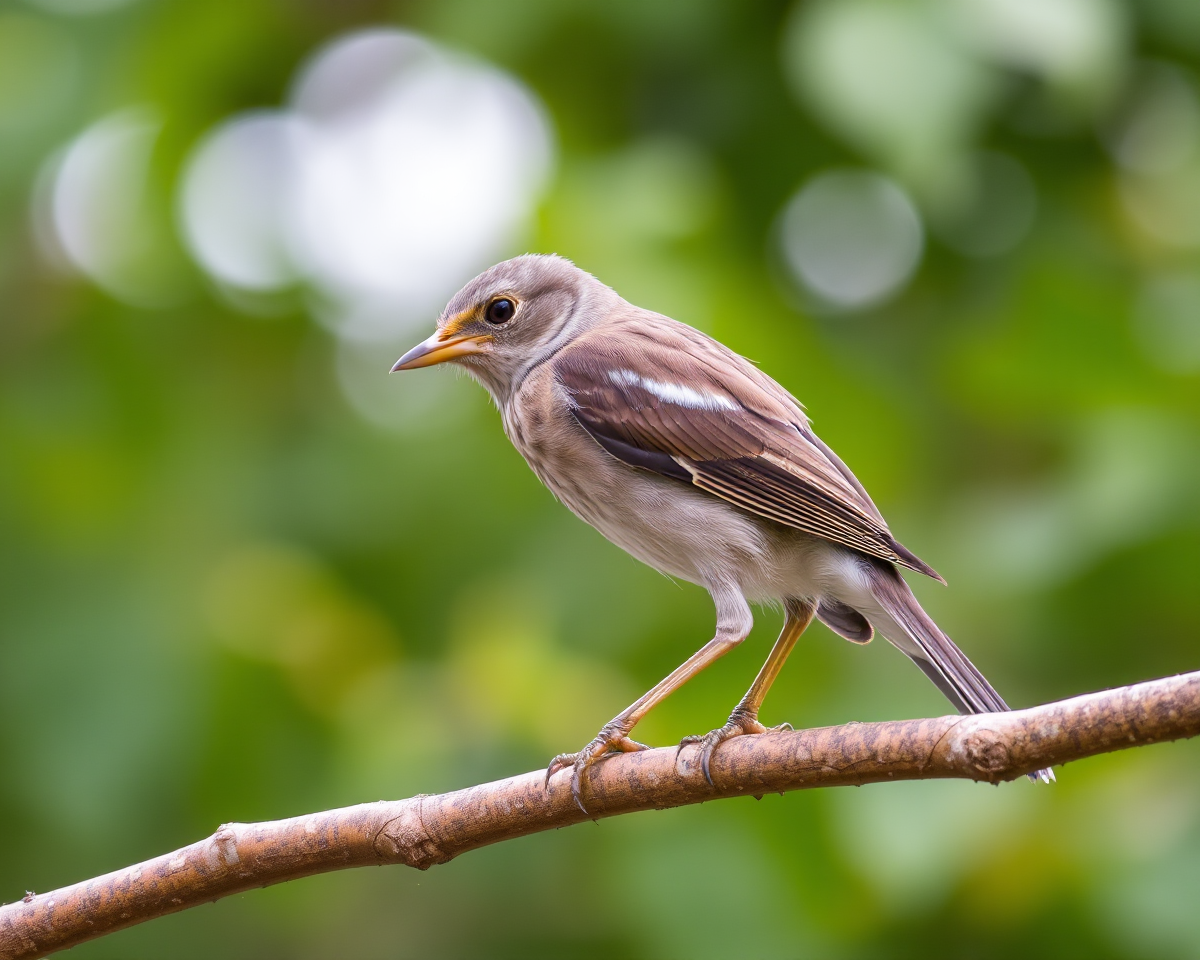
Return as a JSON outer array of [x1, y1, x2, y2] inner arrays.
[[44, 107, 163, 303], [179, 112, 305, 292], [780, 169, 924, 310], [178, 29, 554, 341]]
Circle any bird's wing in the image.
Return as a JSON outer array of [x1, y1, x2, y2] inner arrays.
[[553, 317, 942, 581]]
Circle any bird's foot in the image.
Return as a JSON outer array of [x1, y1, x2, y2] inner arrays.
[[545, 723, 650, 814], [677, 708, 792, 787]]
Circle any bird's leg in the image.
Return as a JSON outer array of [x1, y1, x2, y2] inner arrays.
[[547, 586, 752, 813], [679, 598, 816, 786], [544, 638, 739, 805]]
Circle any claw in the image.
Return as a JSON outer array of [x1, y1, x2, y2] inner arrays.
[[678, 710, 790, 786], [545, 730, 650, 813], [544, 752, 575, 787]]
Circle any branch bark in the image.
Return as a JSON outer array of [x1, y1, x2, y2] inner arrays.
[[3, 671, 1198, 959]]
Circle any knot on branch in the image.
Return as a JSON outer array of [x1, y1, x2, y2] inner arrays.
[[958, 726, 1012, 781], [374, 798, 451, 870], [208, 826, 242, 871]]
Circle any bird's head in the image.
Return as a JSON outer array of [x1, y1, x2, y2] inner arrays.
[[392, 254, 609, 403]]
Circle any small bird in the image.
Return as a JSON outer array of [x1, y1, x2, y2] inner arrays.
[[393, 254, 1053, 807]]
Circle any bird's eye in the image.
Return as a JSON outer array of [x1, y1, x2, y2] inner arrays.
[[485, 298, 516, 325]]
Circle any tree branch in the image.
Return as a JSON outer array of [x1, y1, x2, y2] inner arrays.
[[2, 671, 1198, 959]]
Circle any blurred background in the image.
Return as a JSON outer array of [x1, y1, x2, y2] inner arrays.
[[2, 0, 1199, 956]]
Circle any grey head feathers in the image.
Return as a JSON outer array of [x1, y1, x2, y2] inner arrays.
[[436, 254, 617, 404]]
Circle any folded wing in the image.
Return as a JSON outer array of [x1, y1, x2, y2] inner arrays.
[[554, 317, 942, 581]]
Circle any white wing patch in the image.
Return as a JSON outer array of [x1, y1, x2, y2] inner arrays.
[[608, 369, 737, 412]]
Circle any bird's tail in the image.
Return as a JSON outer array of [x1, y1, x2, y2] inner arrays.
[[862, 562, 1054, 784]]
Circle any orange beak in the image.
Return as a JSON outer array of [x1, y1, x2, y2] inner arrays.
[[391, 331, 492, 371]]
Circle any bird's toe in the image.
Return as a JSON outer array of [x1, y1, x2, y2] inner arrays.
[[678, 710, 789, 786], [545, 728, 650, 813]]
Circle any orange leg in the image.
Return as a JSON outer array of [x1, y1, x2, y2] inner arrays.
[[547, 585, 753, 813], [679, 598, 816, 785]]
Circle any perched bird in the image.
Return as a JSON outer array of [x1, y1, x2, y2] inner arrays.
[[393, 254, 1053, 807]]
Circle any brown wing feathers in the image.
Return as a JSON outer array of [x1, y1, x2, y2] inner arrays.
[[690, 456, 898, 559], [556, 322, 943, 581]]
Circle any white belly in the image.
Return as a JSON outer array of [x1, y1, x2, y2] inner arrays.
[[514, 415, 841, 602]]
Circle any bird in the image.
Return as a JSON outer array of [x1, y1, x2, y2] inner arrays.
[[392, 254, 1054, 809]]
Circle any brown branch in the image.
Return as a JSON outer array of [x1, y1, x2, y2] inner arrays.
[[3, 671, 1199, 959]]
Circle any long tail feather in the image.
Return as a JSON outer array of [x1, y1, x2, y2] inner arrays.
[[863, 562, 1054, 784]]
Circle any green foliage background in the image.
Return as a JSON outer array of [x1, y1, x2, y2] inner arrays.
[[2, 0, 1200, 956]]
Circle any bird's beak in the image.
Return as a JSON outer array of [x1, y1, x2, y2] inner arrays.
[[391, 331, 492, 371]]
